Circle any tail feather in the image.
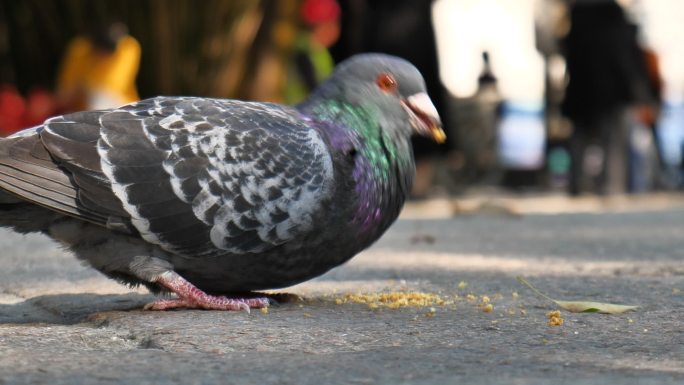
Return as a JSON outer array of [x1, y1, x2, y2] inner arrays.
[[0, 129, 109, 225]]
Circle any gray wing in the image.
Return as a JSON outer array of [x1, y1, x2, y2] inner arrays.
[[0, 97, 334, 257]]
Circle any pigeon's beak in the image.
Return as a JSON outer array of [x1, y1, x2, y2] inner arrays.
[[402, 92, 446, 144]]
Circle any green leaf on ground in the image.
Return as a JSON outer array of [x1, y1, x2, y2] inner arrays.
[[516, 276, 638, 314]]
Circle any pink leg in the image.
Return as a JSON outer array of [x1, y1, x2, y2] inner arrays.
[[143, 271, 270, 312]]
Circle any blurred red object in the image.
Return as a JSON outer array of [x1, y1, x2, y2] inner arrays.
[[0, 85, 58, 137], [300, 0, 340, 26], [0, 85, 27, 136], [25, 87, 59, 127]]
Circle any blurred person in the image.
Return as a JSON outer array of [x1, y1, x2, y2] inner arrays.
[[56, 22, 140, 111], [284, 0, 340, 104], [637, 45, 677, 190], [561, 0, 654, 196]]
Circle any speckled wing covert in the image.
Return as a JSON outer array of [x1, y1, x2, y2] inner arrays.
[[0, 97, 334, 257]]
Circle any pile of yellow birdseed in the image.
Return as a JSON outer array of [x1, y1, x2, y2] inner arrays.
[[547, 310, 564, 326], [334, 291, 452, 309]]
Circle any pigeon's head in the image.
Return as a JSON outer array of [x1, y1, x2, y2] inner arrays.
[[314, 53, 446, 144]]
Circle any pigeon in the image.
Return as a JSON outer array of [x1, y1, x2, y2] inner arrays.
[[0, 54, 444, 311]]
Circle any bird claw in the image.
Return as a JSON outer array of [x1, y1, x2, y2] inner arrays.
[[143, 298, 194, 311], [144, 271, 270, 311], [143, 296, 269, 312], [240, 302, 250, 313]]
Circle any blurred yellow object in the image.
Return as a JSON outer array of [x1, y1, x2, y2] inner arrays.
[[57, 35, 141, 111]]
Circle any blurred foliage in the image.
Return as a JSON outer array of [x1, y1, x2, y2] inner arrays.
[[0, 0, 300, 100]]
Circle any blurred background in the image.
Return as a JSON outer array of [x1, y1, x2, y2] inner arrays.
[[1, 0, 684, 199]]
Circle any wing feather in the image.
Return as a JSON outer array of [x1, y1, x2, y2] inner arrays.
[[106, 97, 335, 255], [0, 96, 335, 257]]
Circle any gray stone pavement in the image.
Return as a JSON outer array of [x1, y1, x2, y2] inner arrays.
[[0, 194, 683, 384]]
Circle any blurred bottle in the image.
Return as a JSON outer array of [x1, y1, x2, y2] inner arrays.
[[478, 51, 497, 86], [466, 51, 501, 182]]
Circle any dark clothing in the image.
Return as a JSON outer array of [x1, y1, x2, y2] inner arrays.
[[568, 108, 629, 195], [561, 2, 651, 127], [561, 1, 654, 195]]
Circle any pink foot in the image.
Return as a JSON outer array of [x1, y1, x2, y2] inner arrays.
[[143, 271, 270, 312]]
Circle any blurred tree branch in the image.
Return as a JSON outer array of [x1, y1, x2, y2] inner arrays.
[[0, 0, 297, 100]]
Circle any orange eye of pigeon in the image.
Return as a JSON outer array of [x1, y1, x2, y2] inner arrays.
[[376, 73, 398, 93]]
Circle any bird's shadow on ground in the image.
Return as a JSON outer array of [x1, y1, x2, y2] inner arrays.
[[0, 292, 303, 325], [0, 293, 153, 325]]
